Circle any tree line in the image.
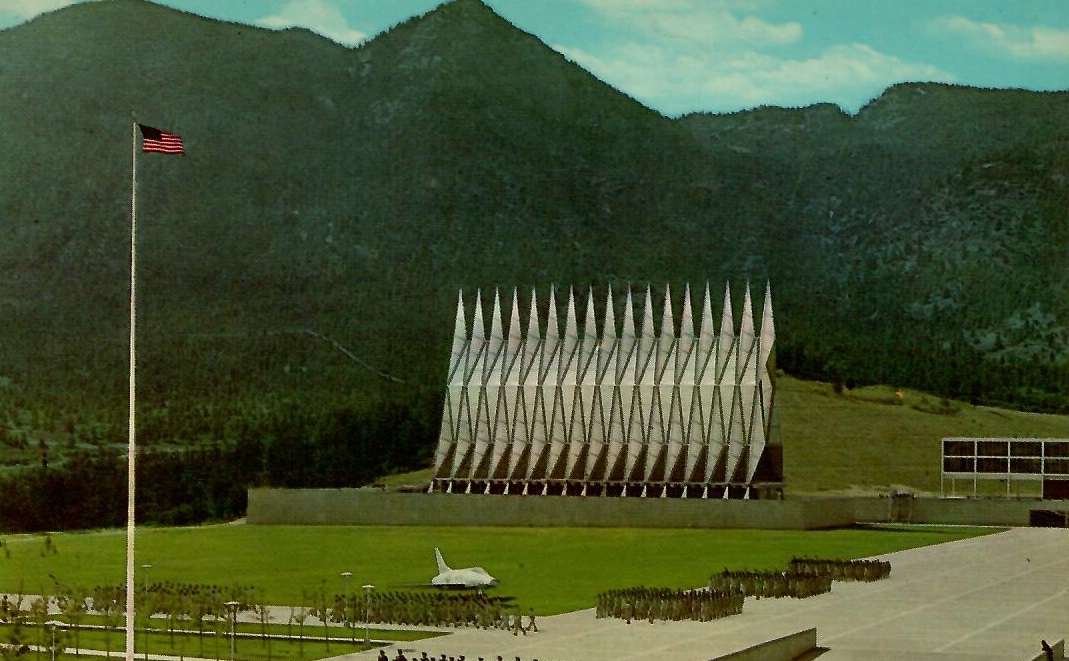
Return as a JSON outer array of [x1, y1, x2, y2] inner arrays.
[[778, 315, 1069, 414], [0, 401, 435, 533]]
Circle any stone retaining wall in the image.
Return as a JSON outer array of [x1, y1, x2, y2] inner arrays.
[[246, 489, 856, 529], [710, 628, 817, 661], [246, 489, 1066, 529], [1029, 638, 1064, 661]]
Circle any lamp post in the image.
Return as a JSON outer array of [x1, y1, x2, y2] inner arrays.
[[339, 572, 353, 642], [46, 621, 61, 661], [224, 601, 240, 661], [361, 585, 374, 644], [141, 564, 152, 661]]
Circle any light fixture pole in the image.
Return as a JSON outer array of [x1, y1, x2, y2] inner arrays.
[[339, 572, 353, 642], [46, 621, 59, 661], [141, 564, 152, 661], [224, 601, 240, 661], [362, 585, 374, 644]]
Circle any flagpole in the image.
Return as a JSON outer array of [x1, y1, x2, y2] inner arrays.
[[125, 117, 138, 661]]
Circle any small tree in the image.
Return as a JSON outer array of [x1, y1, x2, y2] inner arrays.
[[26, 598, 47, 661], [168, 585, 189, 652], [252, 591, 272, 661], [56, 586, 88, 656], [90, 586, 124, 660], [345, 592, 358, 643], [203, 586, 224, 661], [290, 589, 313, 661], [316, 582, 329, 653], [187, 587, 212, 658], [0, 589, 29, 661], [171, 581, 192, 654], [139, 584, 161, 661], [329, 593, 346, 643]]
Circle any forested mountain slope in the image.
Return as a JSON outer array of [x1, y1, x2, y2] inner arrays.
[[0, 0, 1066, 492]]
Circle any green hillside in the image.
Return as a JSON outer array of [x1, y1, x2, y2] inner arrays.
[[378, 374, 1069, 497], [0, 0, 1067, 529], [777, 376, 1069, 495], [3, 368, 1069, 531]]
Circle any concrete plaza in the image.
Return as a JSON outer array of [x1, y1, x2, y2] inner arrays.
[[345, 526, 1069, 661]]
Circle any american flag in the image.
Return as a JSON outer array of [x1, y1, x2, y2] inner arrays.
[[138, 124, 184, 155]]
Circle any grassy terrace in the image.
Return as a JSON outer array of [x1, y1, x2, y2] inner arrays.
[[776, 376, 1069, 496], [3, 524, 998, 616], [382, 375, 1069, 497]]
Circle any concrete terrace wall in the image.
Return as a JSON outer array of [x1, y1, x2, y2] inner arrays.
[[850, 496, 1050, 526], [246, 489, 858, 529], [912, 497, 1047, 526], [247, 489, 1066, 528], [1029, 638, 1064, 661], [711, 628, 817, 661]]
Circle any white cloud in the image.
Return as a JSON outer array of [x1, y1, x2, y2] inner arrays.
[[0, 0, 74, 20], [745, 43, 951, 104], [581, 0, 800, 48], [556, 40, 952, 116], [256, 0, 365, 47], [933, 15, 1069, 61], [582, 0, 696, 10], [0, 0, 70, 12], [582, 0, 772, 11], [645, 10, 801, 46], [560, 0, 957, 115]]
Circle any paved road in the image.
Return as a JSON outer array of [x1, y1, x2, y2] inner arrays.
[[334, 527, 1069, 661]]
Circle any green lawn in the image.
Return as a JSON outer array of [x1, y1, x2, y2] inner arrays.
[[2, 524, 998, 615], [776, 376, 1069, 495]]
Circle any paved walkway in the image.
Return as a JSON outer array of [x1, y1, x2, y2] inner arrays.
[[333, 527, 1069, 661]]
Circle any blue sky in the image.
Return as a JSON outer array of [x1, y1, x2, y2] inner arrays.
[[2, 0, 1067, 116]]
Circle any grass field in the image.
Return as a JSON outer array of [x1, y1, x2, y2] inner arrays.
[[2, 524, 998, 615], [775, 376, 1069, 495], [377, 376, 1069, 496]]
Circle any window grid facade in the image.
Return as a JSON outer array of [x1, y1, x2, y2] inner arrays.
[[941, 437, 1069, 497]]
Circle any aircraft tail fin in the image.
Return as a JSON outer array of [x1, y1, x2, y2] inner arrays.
[[434, 547, 451, 573]]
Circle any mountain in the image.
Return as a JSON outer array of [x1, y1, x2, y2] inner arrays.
[[682, 84, 1069, 408], [0, 0, 1067, 471]]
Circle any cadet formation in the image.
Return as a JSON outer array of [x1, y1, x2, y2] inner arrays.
[[708, 568, 832, 599], [787, 556, 892, 582], [596, 556, 890, 623], [360, 558, 892, 661], [332, 591, 532, 632], [377, 653, 566, 661], [595, 586, 744, 622]]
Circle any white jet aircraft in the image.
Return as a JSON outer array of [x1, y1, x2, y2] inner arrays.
[[431, 547, 499, 588]]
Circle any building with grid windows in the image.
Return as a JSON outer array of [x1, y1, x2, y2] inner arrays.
[[941, 437, 1069, 499]]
